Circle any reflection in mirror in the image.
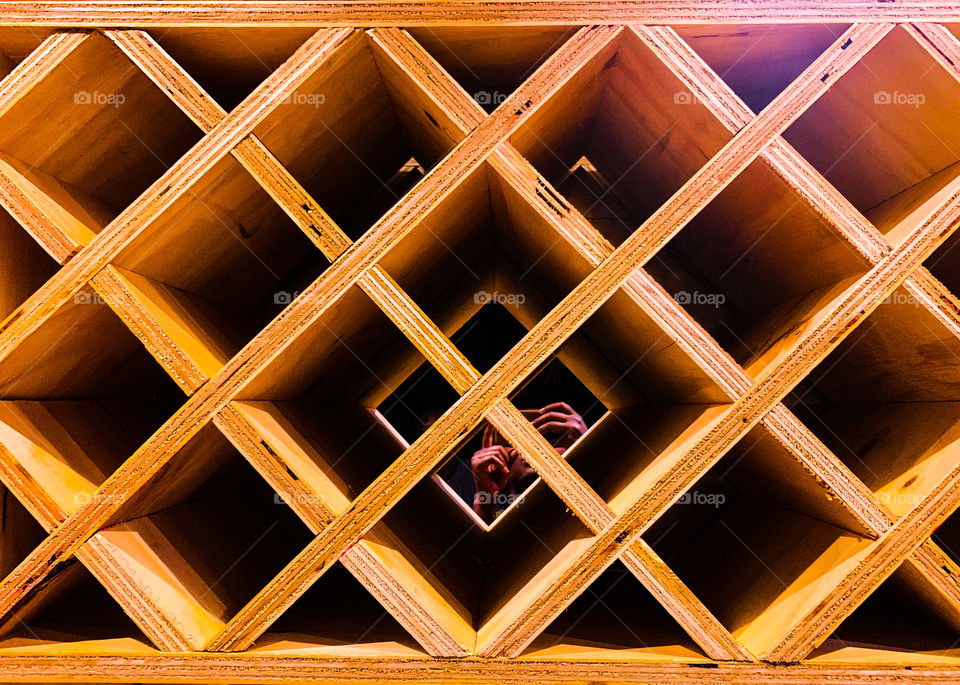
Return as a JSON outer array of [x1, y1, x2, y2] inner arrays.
[[377, 303, 605, 528]]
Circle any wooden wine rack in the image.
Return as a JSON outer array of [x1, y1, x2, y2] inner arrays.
[[1, 2, 960, 682]]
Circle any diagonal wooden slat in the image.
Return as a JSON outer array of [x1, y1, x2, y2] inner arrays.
[[454, 25, 960, 655], [0, 424, 227, 651], [102, 33, 480, 656], [0, 28, 253, 652], [505, 170, 960, 660], [634, 21, 960, 635], [743, 22, 960, 660], [366, 25, 753, 661], [213, 403, 476, 656], [113, 25, 673, 658]]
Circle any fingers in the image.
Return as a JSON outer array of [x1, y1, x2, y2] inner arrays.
[[532, 412, 586, 436], [534, 421, 576, 435], [539, 401, 575, 415], [532, 411, 575, 427], [481, 421, 500, 449], [472, 446, 510, 475], [473, 451, 508, 471]]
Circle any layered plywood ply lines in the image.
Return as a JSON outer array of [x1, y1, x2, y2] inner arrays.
[[0, 4, 958, 682]]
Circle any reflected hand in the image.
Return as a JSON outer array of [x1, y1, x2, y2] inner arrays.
[[532, 402, 587, 453], [471, 445, 511, 495]]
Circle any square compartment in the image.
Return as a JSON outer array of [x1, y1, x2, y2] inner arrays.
[[787, 286, 960, 520], [0, 291, 186, 519], [783, 26, 960, 231], [0, 32, 203, 233], [252, 30, 459, 242], [646, 424, 874, 657], [508, 28, 733, 248], [110, 154, 331, 380], [406, 27, 575, 113], [674, 24, 850, 113], [644, 157, 870, 377]]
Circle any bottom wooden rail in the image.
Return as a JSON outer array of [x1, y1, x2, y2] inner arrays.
[[0, 652, 958, 684]]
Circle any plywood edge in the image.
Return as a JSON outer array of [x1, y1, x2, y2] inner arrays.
[[0, 1, 956, 25], [91, 266, 230, 393], [0, 153, 97, 263]]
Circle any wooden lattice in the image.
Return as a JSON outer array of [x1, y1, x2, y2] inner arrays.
[[0, 3, 960, 682]]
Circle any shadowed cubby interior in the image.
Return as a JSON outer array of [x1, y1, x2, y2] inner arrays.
[[521, 562, 709, 661], [787, 286, 960, 520], [252, 29, 459, 242], [382, 449, 594, 639], [644, 157, 871, 377], [528, 284, 732, 517], [221, 280, 603, 644], [92, 424, 313, 649], [675, 24, 850, 112], [109, 154, 331, 379], [508, 28, 733, 249], [376, 161, 597, 347], [0, 291, 185, 520], [372, 159, 731, 521], [406, 27, 576, 112], [932, 510, 960, 624], [924, 190, 960, 301], [377, 304, 528, 446], [0, 565, 154, 652], [784, 26, 960, 236], [645, 424, 875, 657], [0, 485, 46, 578], [151, 28, 318, 111], [257, 560, 426, 655], [0, 27, 56, 78], [810, 565, 960, 662], [0, 31, 202, 237], [0, 203, 59, 321]]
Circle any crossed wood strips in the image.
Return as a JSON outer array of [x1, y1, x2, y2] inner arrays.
[[0, 17, 958, 677]]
